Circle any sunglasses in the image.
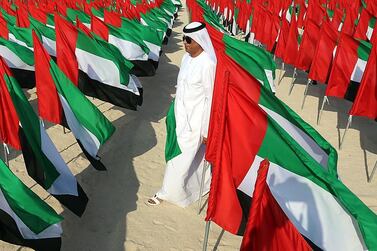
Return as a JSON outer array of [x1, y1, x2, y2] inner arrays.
[[183, 35, 192, 44]]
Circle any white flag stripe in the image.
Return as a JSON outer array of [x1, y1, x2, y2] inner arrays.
[[350, 58, 367, 83], [260, 105, 329, 168], [59, 95, 100, 157], [40, 121, 78, 196], [0, 45, 34, 71], [108, 35, 149, 61], [238, 156, 366, 251], [0, 188, 62, 239]]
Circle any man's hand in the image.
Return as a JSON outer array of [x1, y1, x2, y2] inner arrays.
[[202, 137, 207, 144]]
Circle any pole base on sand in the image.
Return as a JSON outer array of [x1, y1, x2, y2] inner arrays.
[[339, 115, 353, 150], [317, 96, 329, 125], [202, 221, 211, 251], [301, 79, 311, 110], [368, 161, 377, 183], [3, 143, 9, 166], [198, 161, 210, 214], [288, 68, 297, 95]]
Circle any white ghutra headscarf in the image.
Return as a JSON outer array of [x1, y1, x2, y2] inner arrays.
[[183, 22, 217, 63]]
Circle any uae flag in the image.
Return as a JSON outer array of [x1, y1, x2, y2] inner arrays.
[[0, 12, 8, 38], [55, 15, 142, 110], [0, 36, 35, 89], [90, 15, 154, 76], [0, 159, 62, 251], [240, 160, 311, 251], [326, 34, 372, 101], [66, 8, 91, 28], [0, 8, 16, 26], [221, 32, 276, 93], [119, 17, 164, 67], [7, 24, 33, 52], [199, 2, 276, 92], [295, 19, 320, 71], [207, 40, 377, 251], [0, 57, 89, 217], [308, 21, 339, 83], [29, 16, 57, 57], [354, 8, 376, 41], [193, 18, 377, 251], [33, 32, 115, 171], [350, 39, 377, 120]]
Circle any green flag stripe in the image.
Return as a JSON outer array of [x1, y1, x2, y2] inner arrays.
[[0, 160, 62, 234], [260, 115, 377, 250], [49, 59, 115, 144], [165, 101, 182, 162], [4, 75, 60, 188], [357, 40, 372, 61], [0, 37, 35, 67], [258, 86, 338, 176]]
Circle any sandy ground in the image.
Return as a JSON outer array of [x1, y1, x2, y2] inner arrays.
[[1, 3, 376, 251]]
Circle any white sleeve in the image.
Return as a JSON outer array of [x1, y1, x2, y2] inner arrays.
[[201, 60, 216, 138]]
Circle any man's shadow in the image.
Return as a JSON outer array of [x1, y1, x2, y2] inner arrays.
[[59, 24, 181, 251]]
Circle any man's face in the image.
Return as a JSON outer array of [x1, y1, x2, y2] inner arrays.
[[183, 35, 203, 56]]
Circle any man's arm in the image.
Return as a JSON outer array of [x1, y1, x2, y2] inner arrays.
[[201, 60, 216, 142]]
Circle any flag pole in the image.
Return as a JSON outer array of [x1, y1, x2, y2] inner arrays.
[[277, 62, 284, 85], [368, 161, 377, 183], [301, 78, 311, 109], [317, 96, 329, 125], [198, 160, 209, 214], [202, 220, 211, 251], [339, 115, 352, 150], [288, 67, 297, 95], [3, 143, 9, 166]]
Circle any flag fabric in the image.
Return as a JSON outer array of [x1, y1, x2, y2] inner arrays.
[[354, 8, 376, 41], [185, 2, 377, 250], [29, 16, 57, 56], [0, 7, 16, 26], [90, 14, 156, 76], [221, 33, 276, 93], [308, 21, 339, 83], [119, 17, 164, 65], [33, 31, 115, 171], [274, 13, 290, 59], [0, 13, 8, 39], [240, 159, 311, 251], [204, 25, 377, 250], [0, 57, 89, 217], [7, 24, 33, 51], [295, 19, 320, 71], [0, 37, 35, 88], [195, 0, 276, 92], [349, 40, 377, 120], [326, 34, 372, 101], [282, 8, 299, 66], [55, 15, 142, 110], [0, 159, 62, 251]]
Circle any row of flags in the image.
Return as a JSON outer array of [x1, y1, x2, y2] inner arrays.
[[186, 0, 377, 250], [0, 0, 181, 250], [207, 0, 377, 121]]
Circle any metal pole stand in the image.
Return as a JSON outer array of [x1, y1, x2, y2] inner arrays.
[[277, 63, 285, 86], [288, 67, 297, 95], [3, 143, 9, 166], [202, 220, 211, 251], [317, 96, 329, 125], [339, 115, 353, 150], [368, 161, 377, 183], [301, 79, 311, 110], [198, 160, 210, 214]]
